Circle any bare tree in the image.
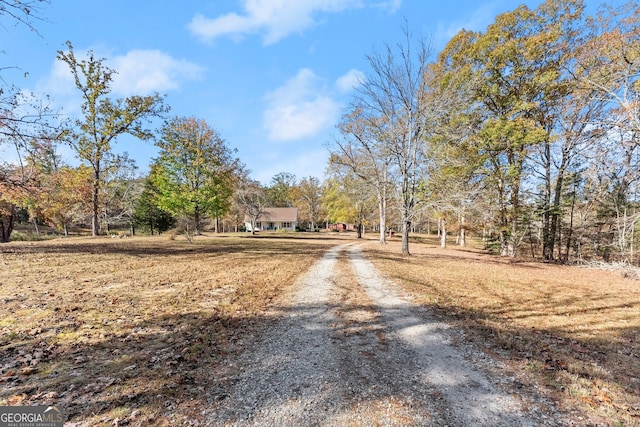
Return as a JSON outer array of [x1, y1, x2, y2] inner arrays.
[[330, 108, 392, 244], [0, 0, 49, 35], [334, 24, 433, 254], [237, 180, 267, 236], [295, 176, 323, 230], [0, 88, 62, 242], [324, 163, 377, 238], [101, 153, 139, 234]]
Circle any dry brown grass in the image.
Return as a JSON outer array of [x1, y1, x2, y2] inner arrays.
[[0, 232, 345, 426], [2, 231, 639, 425], [363, 235, 640, 426]]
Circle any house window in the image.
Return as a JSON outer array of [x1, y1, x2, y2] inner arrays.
[[282, 222, 291, 228], [256, 222, 261, 228]]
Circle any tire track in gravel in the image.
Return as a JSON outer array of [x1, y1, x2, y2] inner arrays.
[[346, 245, 542, 426], [207, 244, 345, 426], [207, 244, 553, 426], [324, 248, 438, 425]]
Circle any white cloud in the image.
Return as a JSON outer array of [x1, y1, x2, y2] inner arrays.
[[374, 0, 402, 13], [110, 50, 205, 95], [264, 97, 339, 141], [36, 60, 83, 116], [188, 0, 365, 45], [263, 68, 341, 141], [335, 69, 364, 93], [188, 12, 256, 42], [42, 60, 77, 97], [42, 48, 204, 102]]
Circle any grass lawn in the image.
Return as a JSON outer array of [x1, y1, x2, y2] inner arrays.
[[0, 232, 344, 426], [1, 231, 638, 425]]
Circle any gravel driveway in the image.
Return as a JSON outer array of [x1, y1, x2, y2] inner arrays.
[[207, 244, 564, 426]]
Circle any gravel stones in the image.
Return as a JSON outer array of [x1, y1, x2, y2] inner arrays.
[[207, 244, 564, 426]]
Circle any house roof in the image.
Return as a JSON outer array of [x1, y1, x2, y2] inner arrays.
[[252, 207, 298, 222]]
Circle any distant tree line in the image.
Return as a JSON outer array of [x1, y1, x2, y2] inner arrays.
[[1, 0, 640, 266]]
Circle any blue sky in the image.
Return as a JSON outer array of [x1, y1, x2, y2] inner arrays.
[[0, 0, 621, 184]]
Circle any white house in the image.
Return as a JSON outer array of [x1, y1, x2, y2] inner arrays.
[[245, 207, 298, 232]]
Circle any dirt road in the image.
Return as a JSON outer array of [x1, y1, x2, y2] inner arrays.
[[206, 244, 563, 426]]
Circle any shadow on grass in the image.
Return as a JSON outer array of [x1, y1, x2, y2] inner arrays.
[[0, 309, 274, 425], [3, 292, 636, 425], [445, 307, 640, 420], [0, 234, 343, 258], [380, 272, 640, 423], [2, 298, 541, 425], [0, 305, 387, 424], [2, 237, 637, 425], [368, 248, 547, 271]]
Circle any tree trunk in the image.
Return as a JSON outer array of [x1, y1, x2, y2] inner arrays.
[[194, 208, 201, 235], [506, 212, 517, 257], [33, 218, 40, 239], [546, 163, 566, 261], [63, 222, 69, 237], [92, 183, 100, 236], [556, 215, 563, 261], [564, 189, 576, 263], [92, 166, 100, 236], [0, 204, 15, 243], [507, 172, 520, 258], [500, 229, 509, 256], [401, 219, 411, 254], [459, 216, 466, 247], [378, 192, 387, 244], [541, 140, 553, 260], [440, 220, 447, 248]]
